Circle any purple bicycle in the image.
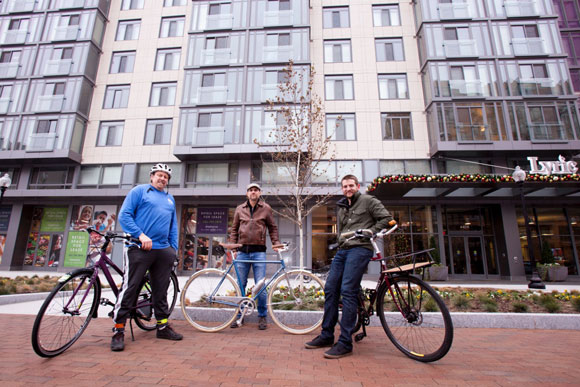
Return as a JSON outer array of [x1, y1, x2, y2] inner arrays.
[[31, 227, 179, 357]]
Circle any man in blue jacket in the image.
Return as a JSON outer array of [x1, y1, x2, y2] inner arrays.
[[111, 163, 183, 351]]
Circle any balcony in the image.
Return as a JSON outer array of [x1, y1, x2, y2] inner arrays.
[[26, 133, 57, 152], [196, 86, 228, 104], [0, 63, 19, 78], [529, 124, 566, 141], [188, 126, 225, 147], [443, 40, 477, 57], [44, 59, 73, 76], [505, 0, 538, 17], [261, 83, 282, 102], [518, 78, 555, 96], [0, 98, 11, 114], [264, 10, 293, 26], [205, 14, 233, 30], [35, 95, 65, 112], [449, 80, 484, 97], [256, 126, 278, 144], [438, 3, 472, 20], [512, 38, 545, 56], [201, 48, 231, 66], [8, 0, 35, 13], [52, 26, 80, 41], [2, 30, 28, 45], [60, 0, 86, 9], [262, 46, 293, 63], [456, 124, 491, 142]]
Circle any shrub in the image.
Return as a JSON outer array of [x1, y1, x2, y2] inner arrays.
[[537, 294, 560, 313], [452, 294, 470, 310], [423, 297, 439, 312], [572, 297, 580, 313], [512, 302, 529, 313]]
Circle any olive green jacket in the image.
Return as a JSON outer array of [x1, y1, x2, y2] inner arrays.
[[337, 191, 393, 250]]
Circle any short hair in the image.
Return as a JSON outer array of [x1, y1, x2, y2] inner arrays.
[[95, 211, 107, 218], [341, 174, 359, 185]]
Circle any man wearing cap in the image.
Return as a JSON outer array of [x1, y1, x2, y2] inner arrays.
[[228, 183, 280, 330]]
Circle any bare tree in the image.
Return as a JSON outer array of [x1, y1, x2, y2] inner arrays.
[[254, 60, 337, 270]]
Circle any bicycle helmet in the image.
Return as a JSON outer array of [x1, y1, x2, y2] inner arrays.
[[150, 163, 172, 178]]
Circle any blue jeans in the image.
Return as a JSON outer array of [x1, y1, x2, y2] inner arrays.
[[235, 251, 267, 317], [319, 247, 372, 351]]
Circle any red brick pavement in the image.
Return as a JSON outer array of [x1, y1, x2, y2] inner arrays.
[[2, 314, 579, 386]]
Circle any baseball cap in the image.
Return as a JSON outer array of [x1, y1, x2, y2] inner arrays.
[[247, 183, 261, 191]]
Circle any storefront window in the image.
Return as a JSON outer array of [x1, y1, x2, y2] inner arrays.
[[23, 207, 69, 268], [311, 206, 337, 269], [0, 206, 10, 265]]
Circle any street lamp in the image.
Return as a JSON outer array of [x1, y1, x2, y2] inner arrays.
[[512, 166, 545, 289], [0, 173, 11, 206]]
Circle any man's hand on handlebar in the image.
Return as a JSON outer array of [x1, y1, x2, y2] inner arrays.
[[139, 233, 153, 251]]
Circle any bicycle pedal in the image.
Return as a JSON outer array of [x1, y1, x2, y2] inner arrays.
[[354, 333, 366, 342], [101, 298, 114, 307]]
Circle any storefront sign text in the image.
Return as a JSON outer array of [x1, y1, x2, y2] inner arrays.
[[64, 231, 89, 267], [527, 155, 578, 176], [0, 206, 11, 232], [197, 208, 228, 234], [40, 207, 68, 232]]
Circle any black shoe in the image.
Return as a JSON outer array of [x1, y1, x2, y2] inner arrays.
[[304, 335, 334, 349], [156, 324, 183, 341], [324, 344, 352, 359], [258, 316, 267, 330], [111, 330, 125, 352]]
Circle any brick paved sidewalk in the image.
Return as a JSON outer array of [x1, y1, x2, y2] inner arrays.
[[1, 314, 578, 386]]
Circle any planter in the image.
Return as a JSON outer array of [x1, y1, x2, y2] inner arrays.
[[428, 265, 448, 281], [536, 265, 548, 281], [547, 266, 568, 282]]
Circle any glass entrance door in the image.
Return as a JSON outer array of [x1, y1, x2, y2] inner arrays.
[[449, 235, 486, 278]]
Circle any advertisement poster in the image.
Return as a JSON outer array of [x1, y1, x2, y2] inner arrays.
[[86, 205, 117, 266], [48, 234, 63, 267], [197, 208, 228, 234], [24, 232, 39, 265], [0, 206, 11, 232], [34, 234, 51, 266], [0, 234, 6, 265], [64, 231, 90, 267], [70, 205, 94, 231], [40, 207, 68, 232]]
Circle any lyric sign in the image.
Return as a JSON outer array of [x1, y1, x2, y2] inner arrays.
[[528, 155, 578, 175]]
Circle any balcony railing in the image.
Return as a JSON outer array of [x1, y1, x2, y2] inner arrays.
[[262, 46, 293, 63], [197, 86, 228, 104], [26, 133, 57, 152], [44, 59, 73, 76], [518, 78, 555, 95], [9, 0, 35, 13], [456, 124, 491, 141], [201, 48, 231, 66], [505, 0, 538, 17], [438, 3, 472, 19], [529, 124, 566, 141], [35, 95, 65, 112], [512, 38, 544, 56], [205, 14, 233, 30], [53, 26, 80, 41], [264, 10, 293, 26], [188, 126, 225, 147], [449, 80, 484, 97], [60, 0, 86, 9], [2, 30, 28, 45], [443, 40, 477, 57], [0, 98, 11, 114], [0, 63, 19, 78]]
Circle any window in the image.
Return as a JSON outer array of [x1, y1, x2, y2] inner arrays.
[[149, 82, 176, 106], [103, 85, 130, 109], [266, 33, 291, 46], [372, 5, 400, 26], [56, 47, 73, 60], [267, 0, 291, 11], [511, 24, 539, 39], [378, 74, 408, 99], [323, 7, 349, 28], [0, 50, 20, 63], [380, 160, 431, 175], [110, 51, 135, 73], [325, 75, 354, 100], [97, 121, 124, 146], [164, 0, 186, 6], [324, 40, 351, 63], [198, 112, 222, 127], [160, 16, 185, 38], [326, 114, 356, 141], [121, 0, 144, 10], [208, 2, 231, 15], [79, 165, 122, 187], [36, 119, 57, 133], [144, 119, 172, 145], [116, 20, 141, 41], [29, 167, 74, 189], [186, 162, 237, 187], [137, 163, 181, 186], [155, 48, 181, 71], [62, 14, 80, 26], [205, 36, 229, 49], [381, 113, 412, 140], [311, 160, 363, 185], [45, 82, 65, 96], [375, 38, 404, 61], [201, 73, 225, 87], [8, 18, 28, 31], [0, 84, 12, 99]]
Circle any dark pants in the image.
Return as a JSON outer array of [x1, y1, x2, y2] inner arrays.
[[319, 247, 372, 351], [113, 247, 175, 325]]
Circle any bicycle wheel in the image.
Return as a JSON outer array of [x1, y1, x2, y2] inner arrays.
[[377, 275, 453, 362], [134, 271, 179, 331], [267, 270, 325, 335], [180, 268, 241, 332], [32, 269, 100, 357]]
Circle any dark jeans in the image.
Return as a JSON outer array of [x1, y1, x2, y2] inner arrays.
[[319, 247, 372, 350], [113, 246, 175, 324]]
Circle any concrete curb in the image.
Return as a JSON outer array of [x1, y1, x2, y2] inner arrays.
[[0, 292, 51, 305]]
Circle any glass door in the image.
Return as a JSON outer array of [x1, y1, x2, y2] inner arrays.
[[449, 235, 487, 278]]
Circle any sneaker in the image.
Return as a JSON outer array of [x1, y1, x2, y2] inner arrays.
[[230, 320, 242, 328], [110, 330, 125, 352], [156, 324, 183, 341], [304, 335, 334, 349], [324, 344, 352, 359], [258, 316, 267, 330]]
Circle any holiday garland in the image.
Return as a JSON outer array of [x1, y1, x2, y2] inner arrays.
[[367, 173, 580, 192]]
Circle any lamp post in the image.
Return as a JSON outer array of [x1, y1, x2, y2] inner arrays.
[[0, 173, 11, 206], [512, 166, 545, 289]]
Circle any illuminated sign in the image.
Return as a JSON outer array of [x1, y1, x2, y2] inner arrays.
[[527, 155, 578, 175]]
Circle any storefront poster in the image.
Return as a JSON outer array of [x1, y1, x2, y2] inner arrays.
[[31, 208, 43, 232], [0, 206, 11, 232], [86, 206, 117, 266], [70, 205, 94, 231], [35, 234, 51, 266], [64, 231, 90, 267], [40, 208, 68, 232], [0, 234, 6, 265], [48, 234, 63, 267], [197, 208, 228, 234], [24, 232, 38, 265]]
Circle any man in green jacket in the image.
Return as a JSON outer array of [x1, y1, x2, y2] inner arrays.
[[305, 174, 392, 358]]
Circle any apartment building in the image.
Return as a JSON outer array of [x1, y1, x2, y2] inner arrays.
[[0, 0, 579, 282]]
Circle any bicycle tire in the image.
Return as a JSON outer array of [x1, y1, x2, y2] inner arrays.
[[31, 268, 100, 358], [180, 268, 241, 332], [134, 271, 179, 331], [267, 270, 325, 335], [377, 275, 453, 362]]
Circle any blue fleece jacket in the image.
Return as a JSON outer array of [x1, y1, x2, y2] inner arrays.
[[119, 184, 178, 250]]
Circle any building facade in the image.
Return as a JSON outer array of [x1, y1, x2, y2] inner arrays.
[[0, 0, 579, 282]]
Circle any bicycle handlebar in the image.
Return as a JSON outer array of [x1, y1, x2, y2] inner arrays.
[[85, 226, 141, 246], [341, 223, 399, 241]]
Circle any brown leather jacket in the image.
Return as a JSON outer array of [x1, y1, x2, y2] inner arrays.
[[229, 200, 280, 246]]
